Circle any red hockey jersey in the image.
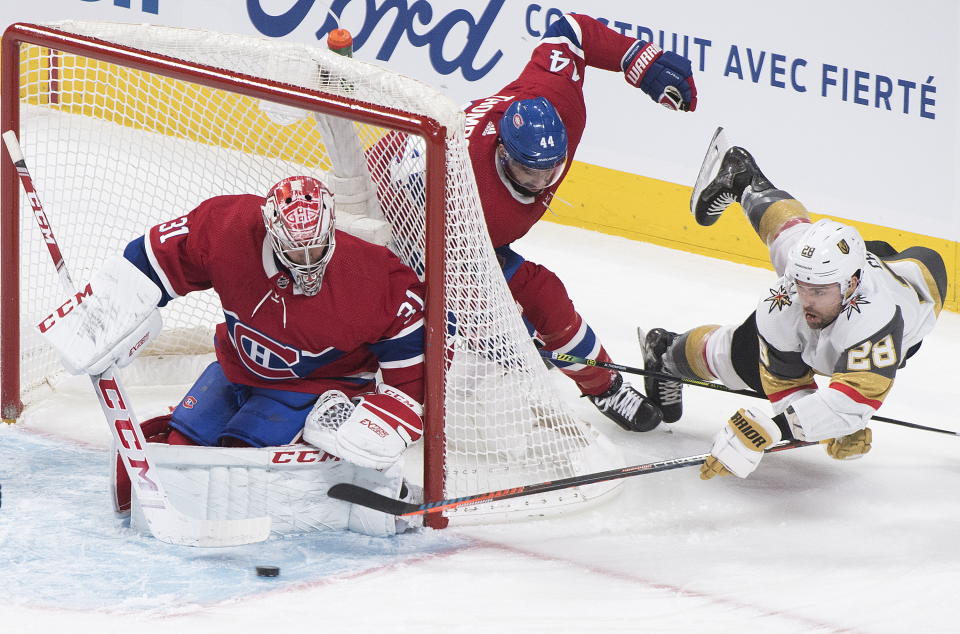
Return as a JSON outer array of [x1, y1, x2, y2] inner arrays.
[[464, 13, 637, 247], [135, 194, 425, 402]]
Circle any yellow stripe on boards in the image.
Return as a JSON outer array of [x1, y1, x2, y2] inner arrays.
[[554, 160, 958, 313]]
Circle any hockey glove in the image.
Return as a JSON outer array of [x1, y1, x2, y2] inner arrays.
[[821, 428, 872, 460], [622, 40, 697, 112], [303, 389, 356, 451], [324, 384, 423, 470], [700, 407, 781, 480]]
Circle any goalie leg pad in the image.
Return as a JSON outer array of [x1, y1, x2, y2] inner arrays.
[[346, 461, 413, 536]]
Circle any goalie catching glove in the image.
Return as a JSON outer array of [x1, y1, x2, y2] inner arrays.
[[304, 384, 423, 470], [622, 40, 697, 112], [36, 255, 162, 376], [700, 407, 781, 480]]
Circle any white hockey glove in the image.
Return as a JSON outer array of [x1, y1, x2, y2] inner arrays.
[[36, 256, 162, 376], [305, 385, 423, 470], [303, 389, 356, 449], [700, 407, 781, 480]]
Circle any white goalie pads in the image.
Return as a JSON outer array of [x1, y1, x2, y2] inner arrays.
[[35, 255, 162, 375], [130, 443, 414, 537]]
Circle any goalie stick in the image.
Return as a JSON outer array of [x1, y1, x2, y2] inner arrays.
[[329, 440, 816, 517], [3, 130, 271, 547], [540, 349, 959, 437]]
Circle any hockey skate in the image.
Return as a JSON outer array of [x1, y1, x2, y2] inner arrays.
[[690, 128, 773, 226], [638, 328, 683, 424], [588, 373, 662, 432]]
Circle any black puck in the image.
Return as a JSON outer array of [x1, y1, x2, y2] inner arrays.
[[256, 565, 280, 577]]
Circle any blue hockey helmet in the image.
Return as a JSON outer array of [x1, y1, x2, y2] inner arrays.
[[498, 97, 568, 195]]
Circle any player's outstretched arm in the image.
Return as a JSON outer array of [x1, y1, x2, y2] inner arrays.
[[540, 14, 697, 111]]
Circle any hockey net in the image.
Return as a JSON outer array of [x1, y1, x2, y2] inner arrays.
[[0, 21, 622, 527]]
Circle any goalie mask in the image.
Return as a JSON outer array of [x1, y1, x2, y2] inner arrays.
[[497, 97, 568, 196], [785, 219, 866, 297], [262, 176, 336, 296]]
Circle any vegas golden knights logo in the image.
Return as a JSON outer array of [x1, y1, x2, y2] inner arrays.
[[800, 245, 815, 258], [837, 239, 850, 254]]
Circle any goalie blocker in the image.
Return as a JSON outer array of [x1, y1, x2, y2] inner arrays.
[[36, 256, 162, 375]]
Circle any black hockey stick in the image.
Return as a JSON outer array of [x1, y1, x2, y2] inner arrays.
[[541, 350, 761, 398], [540, 349, 959, 437], [328, 440, 816, 517]]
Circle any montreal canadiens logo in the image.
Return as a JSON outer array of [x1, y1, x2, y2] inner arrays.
[[512, 113, 523, 128], [282, 207, 320, 242], [234, 323, 301, 380], [224, 311, 302, 380], [182, 396, 197, 409]]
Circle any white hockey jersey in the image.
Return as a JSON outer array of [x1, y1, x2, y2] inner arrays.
[[755, 227, 945, 441]]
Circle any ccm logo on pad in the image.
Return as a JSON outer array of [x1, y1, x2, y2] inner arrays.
[[271, 449, 339, 464]]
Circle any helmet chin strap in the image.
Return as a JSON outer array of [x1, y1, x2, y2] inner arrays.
[[506, 174, 543, 198]]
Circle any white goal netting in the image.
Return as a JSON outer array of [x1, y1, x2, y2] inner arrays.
[[2, 21, 622, 524]]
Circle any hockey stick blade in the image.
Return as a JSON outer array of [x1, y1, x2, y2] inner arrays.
[[143, 504, 271, 548], [328, 440, 815, 517]]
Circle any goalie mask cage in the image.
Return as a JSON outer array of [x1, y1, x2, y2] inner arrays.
[[0, 21, 622, 527]]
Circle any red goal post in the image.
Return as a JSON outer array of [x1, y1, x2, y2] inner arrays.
[[0, 21, 622, 527]]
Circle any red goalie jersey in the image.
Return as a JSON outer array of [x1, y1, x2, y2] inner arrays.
[[126, 194, 425, 402]]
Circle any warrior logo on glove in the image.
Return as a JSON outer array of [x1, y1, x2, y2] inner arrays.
[[622, 40, 698, 112], [701, 407, 781, 480]]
